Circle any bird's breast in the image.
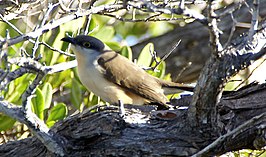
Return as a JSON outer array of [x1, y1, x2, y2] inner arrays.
[[76, 57, 147, 105]]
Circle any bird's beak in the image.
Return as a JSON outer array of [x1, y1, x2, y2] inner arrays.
[[61, 36, 76, 45]]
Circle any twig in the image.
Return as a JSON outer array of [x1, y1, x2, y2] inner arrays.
[[148, 45, 160, 68], [173, 1, 207, 25], [59, 0, 75, 12], [101, 13, 185, 22], [174, 62, 192, 82], [9, 56, 77, 74], [234, 58, 266, 90], [32, 3, 60, 59], [207, 0, 223, 56], [2, 4, 123, 47], [152, 40, 181, 71], [161, 40, 181, 64], [41, 3, 59, 27], [0, 68, 33, 91], [21, 72, 44, 104], [224, 13, 237, 49], [0, 101, 25, 124], [32, 35, 40, 58], [216, 0, 244, 17], [0, 14, 22, 35], [3, 56, 68, 155], [248, 0, 259, 40], [0, 13, 36, 44], [192, 112, 266, 156], [39, 42, 75, 57], [1, 57, 76, 96], [0, 71, 67, 155], [45, 60, 77, 74], [22, 94, 66, 156], [142, 40, 181, 72], [82, 15, 92, 35], [144, 13, 162, 21], [128, 0, 208, 25]]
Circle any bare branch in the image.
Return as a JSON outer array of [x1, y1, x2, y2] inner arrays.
[[0, 101, 24, 123], [0, 14, 23, 36], [46, 60, 77, 74], [216, 0, 245, 17], [192, 112, 266, 156], [128, 0, 208, 25], [0, 68, 33, 92], [101, 13, 185, 22], [152, 40, 181, 71], [224, 13, 237, 48], [1, 3, 124, 47], [39, 42, 75, 57], [188, 25, 266, 128], [207, 0, 223, 56], [248, 0, 259, 40], [234, 58, 266, 90], [22, 94, 66, 156]]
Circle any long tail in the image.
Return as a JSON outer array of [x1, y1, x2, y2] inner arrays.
[[160, 80, 194, 95]]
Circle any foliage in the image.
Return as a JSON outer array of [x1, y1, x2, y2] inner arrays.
[[0, 13, 173, 134]]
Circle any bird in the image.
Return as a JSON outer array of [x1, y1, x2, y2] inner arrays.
[[61, 35, 194, 109]]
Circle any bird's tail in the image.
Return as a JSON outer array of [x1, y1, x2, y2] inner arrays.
[[160, 80, 194, 95]]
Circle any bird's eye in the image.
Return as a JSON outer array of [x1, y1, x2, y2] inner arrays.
[[83, 42, 91, 48]]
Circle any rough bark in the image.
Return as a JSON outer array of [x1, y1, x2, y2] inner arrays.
[[0, 83, 265, 157]]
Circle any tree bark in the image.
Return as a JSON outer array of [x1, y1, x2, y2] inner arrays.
[[0, 83, 265, 157]]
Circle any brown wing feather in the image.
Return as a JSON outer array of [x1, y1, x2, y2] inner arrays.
[[97, 51, 168, 105]]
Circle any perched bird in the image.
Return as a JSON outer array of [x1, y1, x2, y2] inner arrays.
[[61, 35, 193, 109]]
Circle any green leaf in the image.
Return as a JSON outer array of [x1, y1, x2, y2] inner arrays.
[[70, 78, 82, 110], [88, 16, 98, 33], [46, 103, 68, 127], [157, 60, 166, 78], [49, 69, 71, 89], [31, 88, 45, 120], [90, 26, 115, 42], [148, 59, 166, 78], [46, 121, 56, 128], [7, 73, 34, 104], [137, 43, 153, 67], [0, 115, 16, 131], [105, 42, 122, 52], [149, 22, 173, 36], [163, 73, 172, 81], [41, 83, 53, 110], [121, 46, 133, 61], [87, 92, 100, 107]]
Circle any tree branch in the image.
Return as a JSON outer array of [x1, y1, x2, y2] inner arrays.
[[0, 56, 79, 156], [188, 25, 266, 129], [0, 3, 124, 47], [192, 112, 266, 156], [0, 83, 265, 156]]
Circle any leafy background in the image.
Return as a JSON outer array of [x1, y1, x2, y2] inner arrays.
[[0, 14, 172, 134]]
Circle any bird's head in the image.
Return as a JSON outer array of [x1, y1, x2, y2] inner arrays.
[[61, 35, 105, 55]]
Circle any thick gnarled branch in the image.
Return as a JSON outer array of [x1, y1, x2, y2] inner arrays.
[[0, 83, 265, 156]]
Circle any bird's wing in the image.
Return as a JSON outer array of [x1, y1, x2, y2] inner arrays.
[[97, 51, 168, 105]]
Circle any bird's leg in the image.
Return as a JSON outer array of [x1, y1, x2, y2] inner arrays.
[[118, 100, 125, 117]]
